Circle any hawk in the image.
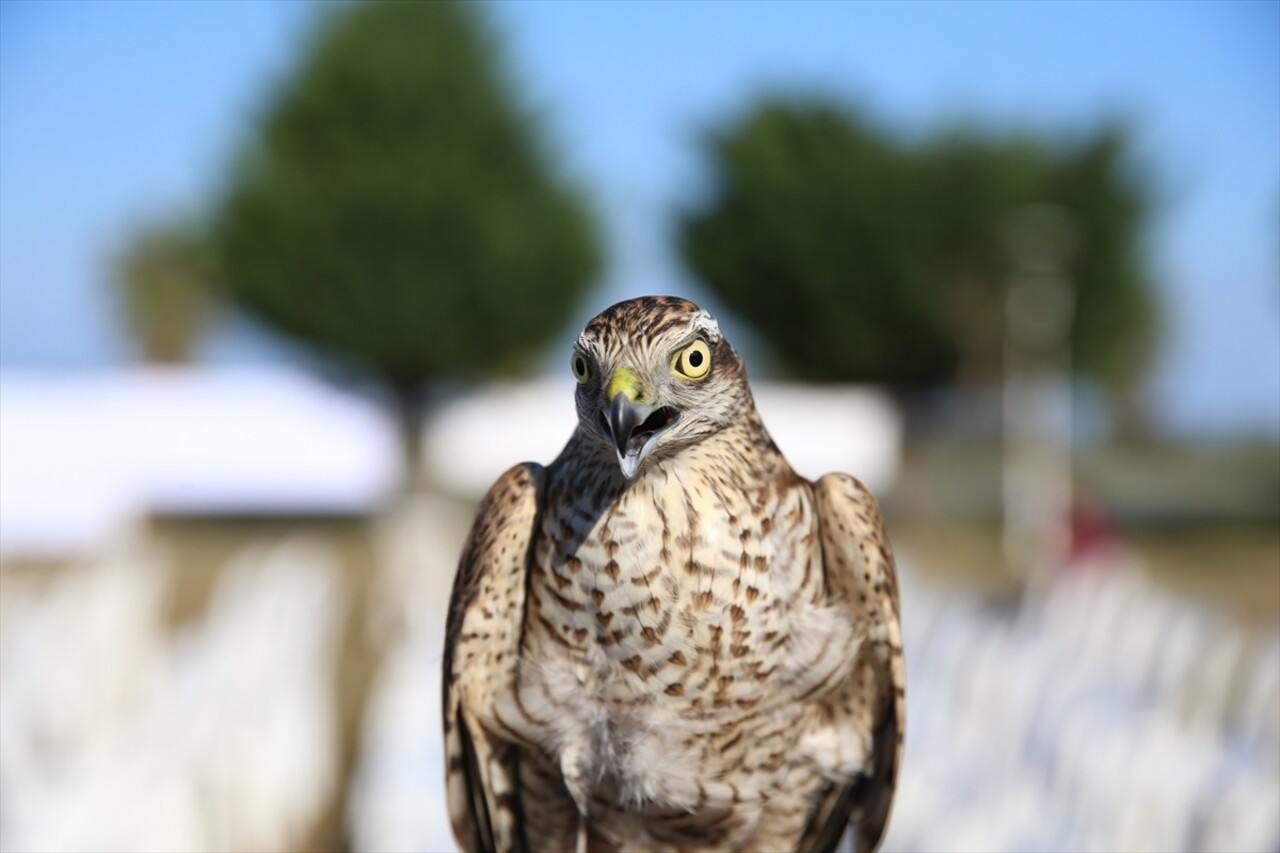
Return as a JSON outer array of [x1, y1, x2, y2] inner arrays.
[[443, 296, 904, 852]]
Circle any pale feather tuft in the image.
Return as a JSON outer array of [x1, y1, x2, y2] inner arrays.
[[690, 310, 722, 341]]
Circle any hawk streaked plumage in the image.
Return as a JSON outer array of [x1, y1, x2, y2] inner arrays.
[[444, 296, 904, 852]]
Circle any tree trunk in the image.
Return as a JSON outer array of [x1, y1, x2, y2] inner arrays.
[[950, 266, 1005, 387], [393, 389, 427, 495]]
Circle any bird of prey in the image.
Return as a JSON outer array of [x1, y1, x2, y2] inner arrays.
[[443, 296, 904, 853]]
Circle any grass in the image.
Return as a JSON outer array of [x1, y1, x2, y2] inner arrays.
[[890, 518, 1280, 624], [887, 438, 1280, 622]]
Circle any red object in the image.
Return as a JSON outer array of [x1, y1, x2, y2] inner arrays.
[[1067, 498, 1121, 564]]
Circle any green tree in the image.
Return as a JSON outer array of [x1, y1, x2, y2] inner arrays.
[[213, 0, 600, 469], [679, 98, 1158, 411], [1047, 126, 1159, 423], [680, 100, 954, 387], [114, 221, 217, 364]]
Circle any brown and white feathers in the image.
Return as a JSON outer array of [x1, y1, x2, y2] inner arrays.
[[443, 296, 904, 852]]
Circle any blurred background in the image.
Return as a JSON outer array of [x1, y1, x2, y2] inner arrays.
[[1, 1, 1277, 851]]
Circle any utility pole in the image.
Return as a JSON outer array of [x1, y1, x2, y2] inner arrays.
[[1002, 204, 1078, 586]]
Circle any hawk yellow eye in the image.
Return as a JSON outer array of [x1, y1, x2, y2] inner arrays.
[[570, 352, 591, 383], [672, 340, 711, 380]]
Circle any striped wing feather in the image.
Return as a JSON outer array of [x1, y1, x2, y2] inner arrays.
[[803, 473, 905, 853], [443, 463, 545, 853]]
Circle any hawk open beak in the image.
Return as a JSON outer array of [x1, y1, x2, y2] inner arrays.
[[602, 393, 679, 480]]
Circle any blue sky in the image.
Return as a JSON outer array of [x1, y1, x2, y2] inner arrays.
[[1, 0, 1277, 438]]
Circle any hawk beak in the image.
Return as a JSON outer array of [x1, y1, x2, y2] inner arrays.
[[601, 393, 679, 480]]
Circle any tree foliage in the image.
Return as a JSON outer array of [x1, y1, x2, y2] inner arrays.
[[114, 222, 217, 364], [213, 0, 600, 395], [679, 98, 1158, 396]]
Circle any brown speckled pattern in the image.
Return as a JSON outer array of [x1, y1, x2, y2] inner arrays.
[[444, 297, 904, 853]]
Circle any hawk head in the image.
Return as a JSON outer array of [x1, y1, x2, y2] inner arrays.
[[571, 296, 751, 479]]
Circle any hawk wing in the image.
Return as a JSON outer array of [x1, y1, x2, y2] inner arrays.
[[804, 473, 905, 853], [443, 463, 545, 853]]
